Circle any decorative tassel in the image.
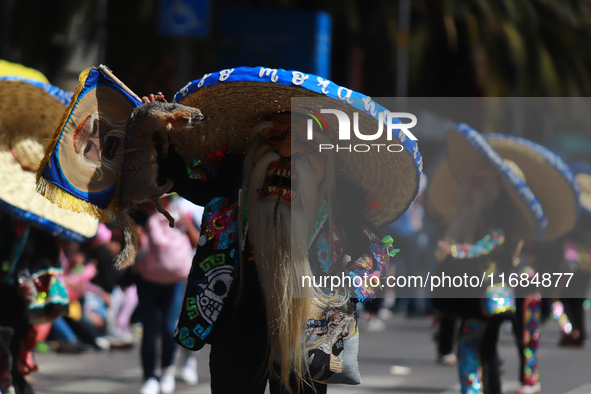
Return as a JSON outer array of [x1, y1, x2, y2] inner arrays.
[[35, 176, 116, 223]]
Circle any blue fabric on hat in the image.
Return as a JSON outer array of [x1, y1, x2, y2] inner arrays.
[[0, 75, 71, 105], [0, 199, 86, 242], [569, 160, 591, 216], [173, 67, 420, 168], [173, 66, 423, 226]]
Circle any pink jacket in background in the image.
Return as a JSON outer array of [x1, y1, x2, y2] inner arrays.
[[137, 213, 193, 284]]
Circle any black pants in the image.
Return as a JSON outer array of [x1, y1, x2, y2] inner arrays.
[[562, 298, 587, 341], [208, 261, 326, 394], [437, 312, 458, 356], [479, 317, 503, 394]]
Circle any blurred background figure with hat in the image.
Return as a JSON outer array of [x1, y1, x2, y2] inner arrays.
[[483, 134, 581, 394], [426, 124, 548, 394], [0, 60, 98, 394], [557, 160, 591, 347]]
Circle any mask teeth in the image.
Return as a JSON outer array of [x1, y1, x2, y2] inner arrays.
[[257, 187, 270, 196]]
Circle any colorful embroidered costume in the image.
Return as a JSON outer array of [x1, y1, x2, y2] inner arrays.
[[434, 227, 516, 394], [170, 153, 389, 349]]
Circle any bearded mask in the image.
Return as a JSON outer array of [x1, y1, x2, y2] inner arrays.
[[242, 112, 346, 388]]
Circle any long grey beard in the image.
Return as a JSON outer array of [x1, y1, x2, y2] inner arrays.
[[247, 152, 321, 314], [243, 146, 348, 385]]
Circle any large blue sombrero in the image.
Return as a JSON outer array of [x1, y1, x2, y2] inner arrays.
[[569, 161, 591, 217], [173, 66, 422, 227], [485, 134, 581, 241], [427, 124, 547, 241], [0, 66, 98, 241]]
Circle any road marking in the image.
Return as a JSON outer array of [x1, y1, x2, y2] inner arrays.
[[44, 379, 125, 393], [326, 375, 406, 392], [564, 383, 591, 394], [390, 365, 412, 376]]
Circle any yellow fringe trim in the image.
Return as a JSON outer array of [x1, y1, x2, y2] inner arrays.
[[35, 66, 118, 223], [36, 177, 116, 223]]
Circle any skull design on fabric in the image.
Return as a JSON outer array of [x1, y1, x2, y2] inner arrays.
[[196, 265, 233, 324]]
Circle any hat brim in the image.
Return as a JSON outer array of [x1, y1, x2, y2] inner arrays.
[[0, 151, 98, 240], [0, 76, 97, 240], [568, 161, 591, 217], [173, 67, 423, 227], [436, 124, 547, 240], [485, 134, 580, 241], [0, 77, 71, 148], [576, 173, 591, 216], [569, 160, 591, 217]]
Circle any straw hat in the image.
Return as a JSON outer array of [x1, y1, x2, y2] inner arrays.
[[484, 134, 580, 241], [173, 66, 422, 227], [568, 161, 591, 217], [425, 123, 547, 240], [423, 153, 462, 225], [0, 63, 98, 240]]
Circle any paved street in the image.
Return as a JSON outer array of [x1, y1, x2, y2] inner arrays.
[[29, 311, 591, 394]]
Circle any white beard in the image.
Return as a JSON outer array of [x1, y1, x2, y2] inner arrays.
[[242, 148, 321, 385], [241, 132, 346, 388], [247, 151, 321, 305]]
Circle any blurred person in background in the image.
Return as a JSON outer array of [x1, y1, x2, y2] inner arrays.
[[384, 192, 424, 317], [102, 224, 140, 348], [0, 216, 70, 393], [0, 61, 98, 393], [483, 135, 581, 394], [427, 126, 545, 394], [511, 240, 561, 394], [427, 127, 580, 394], [135, 195, 194, 394], [167, 195, 202, 386], [558, 161, 591, 347], [48, 241, 110, 352]]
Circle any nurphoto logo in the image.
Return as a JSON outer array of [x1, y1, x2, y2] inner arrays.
[[305, 108, 417, 153]]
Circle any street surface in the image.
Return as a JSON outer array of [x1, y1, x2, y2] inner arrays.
[[29, 311, 591, 394]]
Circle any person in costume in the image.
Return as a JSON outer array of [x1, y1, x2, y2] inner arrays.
[[0, 61, 98, 394], [483, 134, 581, 394], [155, 68, 422, 393], [426, 125, 549, 394], [558, 160, 591, 347]]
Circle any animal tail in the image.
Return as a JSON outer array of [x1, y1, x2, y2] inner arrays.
[[114, 211, 140, 269]]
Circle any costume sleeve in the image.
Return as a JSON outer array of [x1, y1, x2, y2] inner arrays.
[[335, 179, 392, 301], [158, 147, 244, 207]]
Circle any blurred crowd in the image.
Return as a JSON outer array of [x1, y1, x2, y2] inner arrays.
[[32, 194, 203, 394]]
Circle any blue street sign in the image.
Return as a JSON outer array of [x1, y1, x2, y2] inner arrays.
[[216, 7, 333, 79], [159, 0, 210, 38]]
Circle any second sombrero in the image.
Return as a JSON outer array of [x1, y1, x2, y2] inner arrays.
[[173, 66, 422, 227], [485, 133, 580, 241], [428, 123, 547, 241], [0, 69, 98, 240]]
